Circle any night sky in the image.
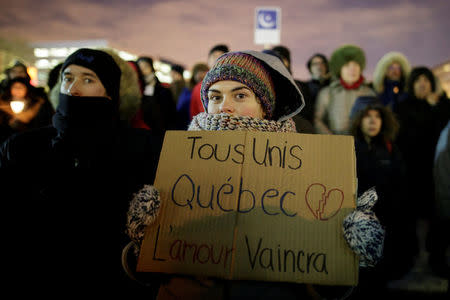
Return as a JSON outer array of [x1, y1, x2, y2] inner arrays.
[[1, 0, 449, 80]]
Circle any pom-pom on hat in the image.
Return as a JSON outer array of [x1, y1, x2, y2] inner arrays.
[[61, 48, 122, 103], [329, 44, 366, 79], [201, 51, 276, 120]]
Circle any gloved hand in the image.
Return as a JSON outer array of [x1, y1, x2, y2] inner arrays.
[[126, 184, 161, 248], [342, 187, 385, 268]]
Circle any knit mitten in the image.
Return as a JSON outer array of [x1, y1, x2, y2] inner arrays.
[[126, 185, 161, 248], [342, 187, 385, 267]]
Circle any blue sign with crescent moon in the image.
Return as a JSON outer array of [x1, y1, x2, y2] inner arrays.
[[256, 9, 278, 30]]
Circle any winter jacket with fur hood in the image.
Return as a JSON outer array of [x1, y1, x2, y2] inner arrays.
[[372, 52, 411, 111], [372, 51, 411, 95], [0, 49, 164, 296]]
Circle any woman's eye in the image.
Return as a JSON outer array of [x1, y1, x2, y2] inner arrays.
[[84, 78, 93, 84], [235, 93, 247, 100], [63, 77, 72, 83], [209, 95, 221, 101]]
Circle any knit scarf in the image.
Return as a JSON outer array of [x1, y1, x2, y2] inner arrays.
[[188, 112, 297, 132], [340, 75, 365, 90]]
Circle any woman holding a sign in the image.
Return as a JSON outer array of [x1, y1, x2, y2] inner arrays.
[[125, 51, 384, 299]]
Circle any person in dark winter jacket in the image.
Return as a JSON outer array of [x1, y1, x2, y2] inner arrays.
[[0, 77, 54, 143], [176, 62, 208, 130], [430, 121, 450, 278], [397, 66, 450, 279], [305, 53, 331, 113], [123, 51, 385, 299], [137, 56, 177, 137], [372, 51, 411, 113], [350, 97, 412, 298], [169, 63, 185, 106], [0, 48, 163, 297], [1, 60, 49, 102], [397, 67, 450, 218], [0, 60, 31, 92]]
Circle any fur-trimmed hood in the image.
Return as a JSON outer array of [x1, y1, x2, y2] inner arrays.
[[372, 51, 411, 94], [49, 48, 141, 123]]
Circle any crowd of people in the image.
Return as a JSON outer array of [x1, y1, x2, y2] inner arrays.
[[0, 43, 448, 298]]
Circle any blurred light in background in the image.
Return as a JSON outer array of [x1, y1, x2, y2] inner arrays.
[[27, 66, 38, 86]]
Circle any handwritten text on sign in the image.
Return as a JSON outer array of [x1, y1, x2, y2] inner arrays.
[[138, 131, 358, 286]]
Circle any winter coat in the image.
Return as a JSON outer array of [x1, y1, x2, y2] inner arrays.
[[189, 81, 203, 120], [434, 121, 450, 220], [372, 52, 411, 111], [170, 79, 185, 106], [154, 51, 369, 300], [315, 80, 376, 135], [175, 87, 192, 130], [396, 93, 450, 218], [0, 97, 54, 142], [355, 138, 406, 224], [141, 79, 178, 136], [306, 77, 331, 122], [0, 48, 162, 296], [0, 125, 163, 296], [0, 79, 54, 143], [354, 137, 415, 278]]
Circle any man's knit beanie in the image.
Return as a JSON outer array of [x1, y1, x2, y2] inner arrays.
[[61, 48, 121, 103]]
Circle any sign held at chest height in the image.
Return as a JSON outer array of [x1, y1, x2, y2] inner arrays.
[[137, 131, 358, 286]]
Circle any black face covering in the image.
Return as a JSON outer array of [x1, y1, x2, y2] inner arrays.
[[52, 93, 119, 155]]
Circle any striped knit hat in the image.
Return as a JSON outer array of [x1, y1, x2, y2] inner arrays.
[[201, 52, 276, 119]]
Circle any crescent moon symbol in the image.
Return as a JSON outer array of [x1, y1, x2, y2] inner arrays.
[[258, 13, 275, 29]]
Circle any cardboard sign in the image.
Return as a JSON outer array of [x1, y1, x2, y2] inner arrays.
[[137, 131, 358, 286]]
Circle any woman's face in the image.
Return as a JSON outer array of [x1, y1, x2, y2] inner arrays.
[[361, 109, 382, 138], [10, 82, 27, 99], [207, 80, 265, 119], [137, 60, 154, 76], [340, 61, 361, 84], [413, 74, 432, 99]]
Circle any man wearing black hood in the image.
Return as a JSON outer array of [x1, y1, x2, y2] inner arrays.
[[305, 53, 331, 106], [0, 48, 163, 296]]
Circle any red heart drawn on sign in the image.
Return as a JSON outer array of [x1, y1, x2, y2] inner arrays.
[[305, 183, 344, 220]]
